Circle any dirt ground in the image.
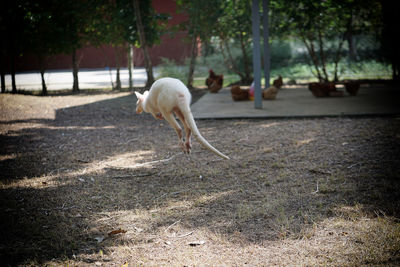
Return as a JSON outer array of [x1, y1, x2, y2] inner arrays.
[[1, 89, 400, 266]]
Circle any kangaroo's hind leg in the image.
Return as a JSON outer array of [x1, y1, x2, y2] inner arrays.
[[173, 107, 192, 153], [160, 110, 188, 153]]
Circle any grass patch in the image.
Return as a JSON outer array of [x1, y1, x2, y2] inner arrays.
[[159, 56, 392, 87], [271, 60, 392, 84]]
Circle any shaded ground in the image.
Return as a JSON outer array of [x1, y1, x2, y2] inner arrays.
[[0, 90, 400, 266]]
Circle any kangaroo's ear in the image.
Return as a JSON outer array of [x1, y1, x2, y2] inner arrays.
[[134, 91, 143, 101]]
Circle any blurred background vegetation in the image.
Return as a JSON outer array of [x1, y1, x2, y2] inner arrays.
[[159, 37, 391, 87], [163, 0, 395, 87]]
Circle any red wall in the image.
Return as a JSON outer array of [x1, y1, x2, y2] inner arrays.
[[7, 0, 191, 72]]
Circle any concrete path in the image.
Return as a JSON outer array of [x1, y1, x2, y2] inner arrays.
[[191, 85, 400, 119], [4, 68, 153, 91]]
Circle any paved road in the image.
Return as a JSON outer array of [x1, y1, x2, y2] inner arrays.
[[4, 68, 153, 91]]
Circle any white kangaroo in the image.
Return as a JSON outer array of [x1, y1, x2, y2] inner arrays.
[[134, 77, 229, 160]]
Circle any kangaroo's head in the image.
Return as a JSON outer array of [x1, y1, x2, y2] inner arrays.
[[134, 91, 149, 114]]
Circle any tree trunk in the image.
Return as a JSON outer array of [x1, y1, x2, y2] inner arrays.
[[0, 51, 4, 93], [239, 31, 252, 84], [346, 13, 358, 62], [347, 35, 358, 62], [40, 69, 47, 95], [100, 46, 115, 89], [128, 44, 134, 90], [142, 48, 154, 88], [1, 65, 5, 93], [301, 34, 323, 82], [333, 34, 346, 82], [72, 49, 80, 93], [1, 73, 4, 93], [10, 53, 17, 93], [187, 34, 198, 89], [219, 39, 243, 80], [133, 0, 154, 88], [38, 55, 47, 95], [114, 46, 121, 90], [392, 62, 399, 80], [317, 29, 329, 82]]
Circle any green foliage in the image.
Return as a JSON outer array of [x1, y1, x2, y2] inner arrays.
[[158, 58, 189, 82], [86, 0, 166, 48], [1, 0, 165, 62], [269, 0, 383, 82], [158, 55, 241, 88], [176, 0, 224, 40], [199, 51, 230, 76], [216, 0, 253, 83], [269, 40, 292, 68], [217, 0, 252, 40], [52, 0, 99, 53], [160, 52, 390, 86]]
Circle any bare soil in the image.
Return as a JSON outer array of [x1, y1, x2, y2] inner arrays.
[[1, 89, 400, 266]]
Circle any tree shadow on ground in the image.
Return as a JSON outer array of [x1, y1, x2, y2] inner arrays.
[[0, 94, 160, 182]]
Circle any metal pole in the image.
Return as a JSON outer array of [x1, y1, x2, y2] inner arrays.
[[262, 0, 270, 89], [252, 0, 262, 109]]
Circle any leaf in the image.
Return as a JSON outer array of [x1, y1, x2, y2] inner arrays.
[[188, 240, 206, 247], [108, 229, 127, 236]]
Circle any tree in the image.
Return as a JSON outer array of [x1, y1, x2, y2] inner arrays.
[[0, 1, 31, 93], [48, 0, 99, 92], [88, 0, 128, 90], [381, 0, 400, 80], [25, 0, 67, 95], [177, 0, 225, 88], [270, 0, 382, 82], [217, 0, 254, 84], [271, 0, 343, 82], [115, 0, 138, 90], [118, 0, 166, 89], [132, 0, 167, 88]]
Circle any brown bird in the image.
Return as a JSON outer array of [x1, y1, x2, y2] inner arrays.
[[206, 69, 224, 93]]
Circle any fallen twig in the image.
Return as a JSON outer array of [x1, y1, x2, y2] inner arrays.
[[309, 169, 332, 175], [164, 220, 194, 238], [312, 181, 319, 194], [164, 220, 181, 233], [347, 162, 362, 169], [168, 231, 194, 238]]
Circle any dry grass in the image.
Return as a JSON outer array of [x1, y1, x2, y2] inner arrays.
[[1, 91, 400, 266]]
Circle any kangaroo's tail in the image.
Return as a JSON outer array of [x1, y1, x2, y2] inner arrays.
[[178, 97, 230, 160]]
